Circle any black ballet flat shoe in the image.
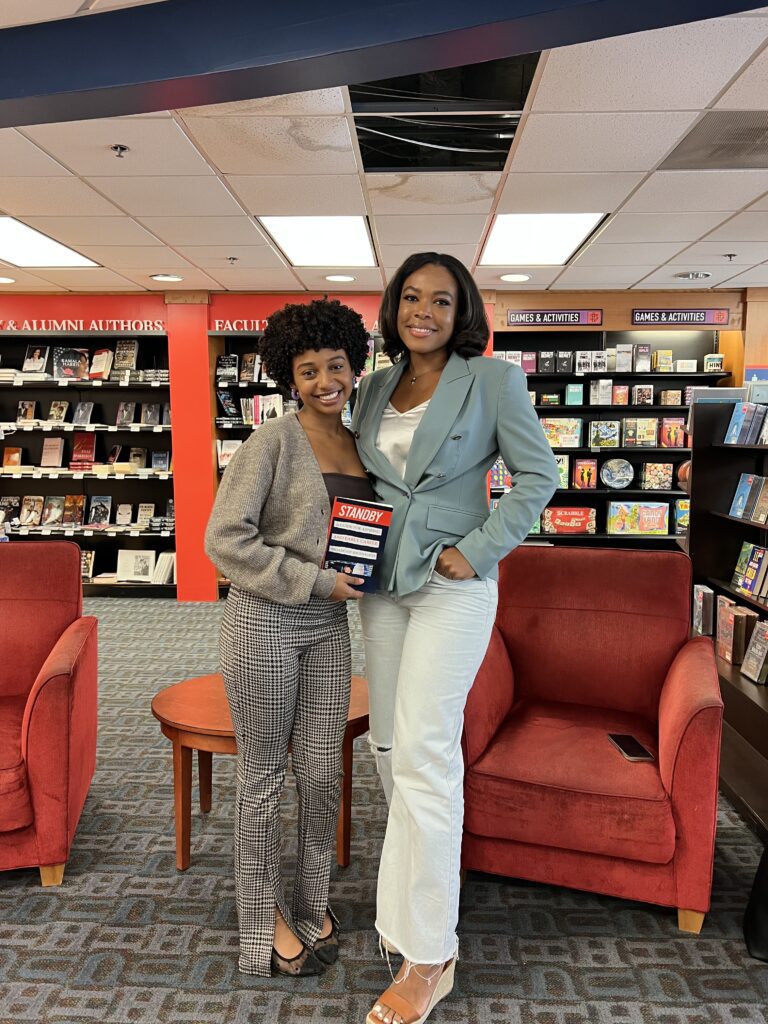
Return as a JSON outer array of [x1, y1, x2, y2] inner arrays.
[[271, 942, 325, 977], [314, 908, 340, 966]]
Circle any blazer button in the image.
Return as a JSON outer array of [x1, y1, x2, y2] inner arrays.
[[436, 473, 446, 479], [451, 434, 462, 440], [354, 430, 361, 439]]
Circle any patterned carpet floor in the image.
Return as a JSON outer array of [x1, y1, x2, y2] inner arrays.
[[0, 598, 766, 1023]]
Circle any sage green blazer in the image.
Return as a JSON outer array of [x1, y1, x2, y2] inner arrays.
[[352, 352, 560, 597]]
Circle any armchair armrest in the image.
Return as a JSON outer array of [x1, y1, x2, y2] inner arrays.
[[21, 616, 98, 863], [658, 635, 723, 912], [463, 625, 515, 766]]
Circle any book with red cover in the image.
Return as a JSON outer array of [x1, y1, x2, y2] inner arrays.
[[70, 432, 97, 468], [323, 497, 393, 593]]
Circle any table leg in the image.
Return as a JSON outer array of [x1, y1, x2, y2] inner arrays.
[[336, 730, 353, 868], [172, 740, 192, 871], [198, 750, 212, 813]]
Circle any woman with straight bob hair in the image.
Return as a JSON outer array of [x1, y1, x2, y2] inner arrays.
[[353, 252, 560, 1024]]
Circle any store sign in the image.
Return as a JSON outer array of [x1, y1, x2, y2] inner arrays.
[[631, 308, 729, 326], [0, 318, 166, 331], [507, 309, 603, 326], [211, 318, 270, 332]]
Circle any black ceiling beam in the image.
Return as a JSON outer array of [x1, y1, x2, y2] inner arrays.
[[0, 0, 764, 128]]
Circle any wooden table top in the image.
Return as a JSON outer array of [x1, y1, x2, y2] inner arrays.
[[151, 673, 368, 737]]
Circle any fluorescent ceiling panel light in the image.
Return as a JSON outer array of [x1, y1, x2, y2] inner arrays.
[[259, 216, 376, 268], [151, 273, 184, 282], [499, 273, 531, 282], [480, 213, 604, 267], [0, 217, 97, 268]]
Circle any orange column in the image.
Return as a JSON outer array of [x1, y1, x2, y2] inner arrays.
[[167, 301, 219, 601]]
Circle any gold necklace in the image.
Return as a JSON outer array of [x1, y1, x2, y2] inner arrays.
[[408, 364, 445, 385]]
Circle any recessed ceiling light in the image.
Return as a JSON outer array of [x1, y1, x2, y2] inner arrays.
[[0, 217, 97, 268], [674, 271, 712, 280], [499, 273, 531, 283], [325, 274, 356, 283], [258, 216, 376, 267], [480, 213, 604, 266], [0, 276, 15, 284], [150, 274, 184, 282]]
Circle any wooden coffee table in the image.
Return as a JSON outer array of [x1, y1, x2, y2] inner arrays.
[[151, 673, 369, 870]]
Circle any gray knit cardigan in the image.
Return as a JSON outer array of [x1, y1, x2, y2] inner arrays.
[[204, 412, 338, 604]]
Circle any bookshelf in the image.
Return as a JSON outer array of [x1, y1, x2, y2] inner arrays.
[[492, 329, 729, 545], [0, 333, 176, 596], [688, 400, 768, 841]]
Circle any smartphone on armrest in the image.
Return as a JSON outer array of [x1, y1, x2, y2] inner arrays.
[[608, 733, 655, 762]]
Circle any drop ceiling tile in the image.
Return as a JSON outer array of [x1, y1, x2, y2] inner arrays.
[[205, 267, 305, 291], [21, 118, 212, 177], [30, 268, 145, 290], [574, 242, 687, 266], [550, 265, 658, 289], [668, 241, 768, 264], [532, 18, 768, 112], [704, 212, 768, 241], [714, 264, 768, 286], [135, 217, 266, 246], [0, 130, 70, 176], [496, 172, 642, 214], [471, 266, 563, 288], [173, 245, 285, 270], [379, 243, 478, 267], [294, 268, 384, 291], [72, 245, 192, 269], [622, 170, 768, 212], [744, 193, 768, 210], [596, 212, 729, 244], [228, 174, 366, 216], [0, 0, 82, 29], [629, 264, 746, 288], [716, 46, 768, 109], [177, 89, 347, 118], [0, 177, 121, 217], [21, 216, 159, 246], [85, 176, 243, 217], [0, 269, 67, 291], [375, 215, 486, 245], [510, 112, 699, 173], [117, 268, 223, 290], [366, 173, 500, 215], [181, 115, 358, 175], [92, 0, 169, 8]]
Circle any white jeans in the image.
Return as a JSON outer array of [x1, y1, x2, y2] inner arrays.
[[359, 570, 498, 964]]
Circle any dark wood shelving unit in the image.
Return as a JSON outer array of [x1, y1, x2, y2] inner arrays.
[[689, 400, 768, 841]]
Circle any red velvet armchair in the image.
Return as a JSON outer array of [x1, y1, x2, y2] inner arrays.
[[0, 541, 97, 885], [462, 546, 722, 933]]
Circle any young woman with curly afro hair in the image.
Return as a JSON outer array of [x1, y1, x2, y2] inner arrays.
[[206, 297, 374, 980]]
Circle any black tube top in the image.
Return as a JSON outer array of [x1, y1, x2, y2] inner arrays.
[[323, 472, 376, 504]]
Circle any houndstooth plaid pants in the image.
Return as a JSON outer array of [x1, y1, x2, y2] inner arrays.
[[219, 585, 351, 976]]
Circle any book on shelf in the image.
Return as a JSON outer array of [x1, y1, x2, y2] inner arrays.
[[607, 501, 669, 535], [730, 541, 768, 597], [572, 459, 597, 489], [641, 463, 673, 490], [506, 351, 522, 367], [730, 473, 757, 518], [741, 621, 768, 683], [116, 548, 156, 583], [3, 447, 22, 467], [520, 352, 537, 374], [22, 345, 49, 374], [40, 437, 64, 468], [240, 396, 254, 425], [540, 418, 582, 448], [136, 503, 155, 528], [87, 496, 112, 525], [128, 447, 147, 469], [704, 353, 725, 373], [216, 438, 243, 469], [80, 550, 95, 580], [106, 444, 122, 465], [589, 379, 613, 405], [152, 551, 176, 585], [651, 349, 674, 372], [72, 402, 94, 426], [565, 383, 583, 405], [692, 584, 714, 636], [556, 351, 573, 373], [52, 347, 89, 380], [540, 393, 560, 406], [16, 400, 36, 422], [19, 495, 44, 526], [215, 354, 239, 383], [554, 454, 569, 489], [675, 359, 697, 372], [0, 496, 21, 525], [724, 403, 754, 444], [115, 401, 136, 427], [622, 419, 638, 446], [71, 432, 96, 468], [674, 498, 690, 534], [575, 351, 592, 373], [260, 394, 284, 421], [538, 351, 556, 373], [528, 391, 536, 404], [636, 418, 659, 447], [605, 348, 616, 372], [89, 348, 113, 380], [660, 390, 682, 405], [751, 480, 768, 525], [612, 385, 629, 405], [715, 595, 736, 661], [633, 344, 651, 373], [323, 497, 394, 593], [113, 340, 139, 371], [47, 400, 69, 422], [632, 384, 654, 405], [217, 390, 240, 419], [115, 503, 133, 526], [748, 381, 768, 404], [615, 344, 633, 372], [660, 417, 686, 448], [140, 403, 161, 426], [743, 476, 765, 521], [239, 352, 260, 382], [62, 494, 85, 526], [151, 451, 170, 472], [541, 506, 596, 534], [162, 402, 172, 426], [592, 351, 607, 373], [589, 420, 620, 448], [41, 496, 65, 526]]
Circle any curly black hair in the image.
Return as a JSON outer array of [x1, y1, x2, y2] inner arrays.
[[259, 298, 370, 392], [379, 252, 489, 363]]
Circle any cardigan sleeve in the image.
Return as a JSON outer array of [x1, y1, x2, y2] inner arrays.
[[204, 430, 337, 604], [456, 364, 560, 578]]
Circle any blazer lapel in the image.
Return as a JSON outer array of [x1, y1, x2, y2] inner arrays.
[[403, 353, 473, 487], [357, 361, 407, 488]]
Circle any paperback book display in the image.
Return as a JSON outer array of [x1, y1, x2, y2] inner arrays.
[[729, 473, 768, 524], [724, 402, 768, 446], [323, 497, 393, 593]]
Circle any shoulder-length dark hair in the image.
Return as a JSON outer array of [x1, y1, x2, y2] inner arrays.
[[378, 252, 489, 363]]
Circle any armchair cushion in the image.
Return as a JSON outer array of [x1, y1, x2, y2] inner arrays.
[[464, 698, 676, 864], [0, 695, 33, 832]]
